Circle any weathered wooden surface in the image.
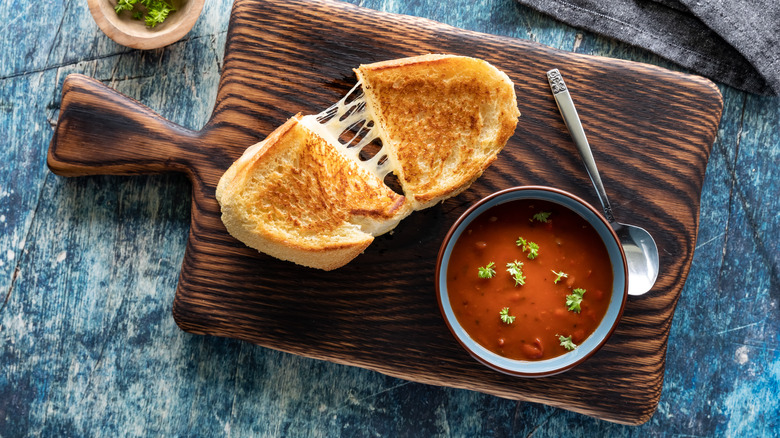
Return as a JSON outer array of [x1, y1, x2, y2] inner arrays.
[[1, 0, 778, 435], [46, 0, 722, 425]]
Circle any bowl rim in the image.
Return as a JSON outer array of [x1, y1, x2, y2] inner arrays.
[[435, 185, 628, 377]]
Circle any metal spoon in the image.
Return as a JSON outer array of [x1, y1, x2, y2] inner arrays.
[[546, 69, 659, 295]]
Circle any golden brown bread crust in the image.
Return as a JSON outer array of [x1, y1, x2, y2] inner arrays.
[[356, 54, 520, 210], [216, 115, 411, 270]]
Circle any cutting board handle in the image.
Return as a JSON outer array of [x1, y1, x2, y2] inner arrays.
[[48, 74, 200, 177]]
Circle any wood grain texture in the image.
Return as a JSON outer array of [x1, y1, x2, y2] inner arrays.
[[45, 0, 723, 426]]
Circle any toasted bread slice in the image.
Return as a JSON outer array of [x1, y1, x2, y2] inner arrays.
[[215, 115, 411, 270], [356, 54, 520, 210]]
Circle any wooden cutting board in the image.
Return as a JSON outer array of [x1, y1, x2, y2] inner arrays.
[[47, 0, 723, 425]]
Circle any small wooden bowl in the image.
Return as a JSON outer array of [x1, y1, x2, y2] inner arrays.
[[88, 0, 205, 50]]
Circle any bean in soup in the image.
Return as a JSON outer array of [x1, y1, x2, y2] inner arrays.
[[446, 199, 612, 361]]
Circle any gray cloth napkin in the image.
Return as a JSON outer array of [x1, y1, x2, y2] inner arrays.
[[517, 0, 780, 95]]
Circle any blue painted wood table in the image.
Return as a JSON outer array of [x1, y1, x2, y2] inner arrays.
[[1, 0, 778, 436]]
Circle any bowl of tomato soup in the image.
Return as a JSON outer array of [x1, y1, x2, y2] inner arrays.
[[436, 186, 628, 377]]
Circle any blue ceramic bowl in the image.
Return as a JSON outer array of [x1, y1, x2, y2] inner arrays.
[[436, 186, 628, 377]]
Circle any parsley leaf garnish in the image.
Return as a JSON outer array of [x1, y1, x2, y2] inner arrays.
[[552, 270, 568, 284], [499, 307, 516, 324], [144, 4, 173, 27], [506, 260, 526, 286], [516, 237, 540, 259], [114, 0, 176, 28], [557, 334, 577, 351], [531, 211, 552, 223], [478, 262, 496, 279], [565, 288, 586, 313], [115, 0, 135, 13]]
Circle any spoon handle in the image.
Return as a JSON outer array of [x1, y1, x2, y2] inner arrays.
[[546, 69, 615, 223]]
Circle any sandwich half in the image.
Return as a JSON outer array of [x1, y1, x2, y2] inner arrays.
[[215, 115, 411, 270], [356, 54, 520, 210], [216, 54, 519, 270]]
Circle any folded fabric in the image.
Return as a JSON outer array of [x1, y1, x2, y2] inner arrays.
[[517, 0, 779, 95]]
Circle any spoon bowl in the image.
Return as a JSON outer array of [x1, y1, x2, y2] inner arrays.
[[613, 222, 659, 295], [547, 69, 660, 295]]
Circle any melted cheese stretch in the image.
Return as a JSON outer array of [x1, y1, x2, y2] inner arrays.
[[299, 82, 394, 182]]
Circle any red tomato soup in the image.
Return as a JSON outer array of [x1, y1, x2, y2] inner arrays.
[[446, 199, 613, 361]]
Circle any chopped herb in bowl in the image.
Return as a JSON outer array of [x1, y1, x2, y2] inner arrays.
[[114, 0, 176, 28]]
